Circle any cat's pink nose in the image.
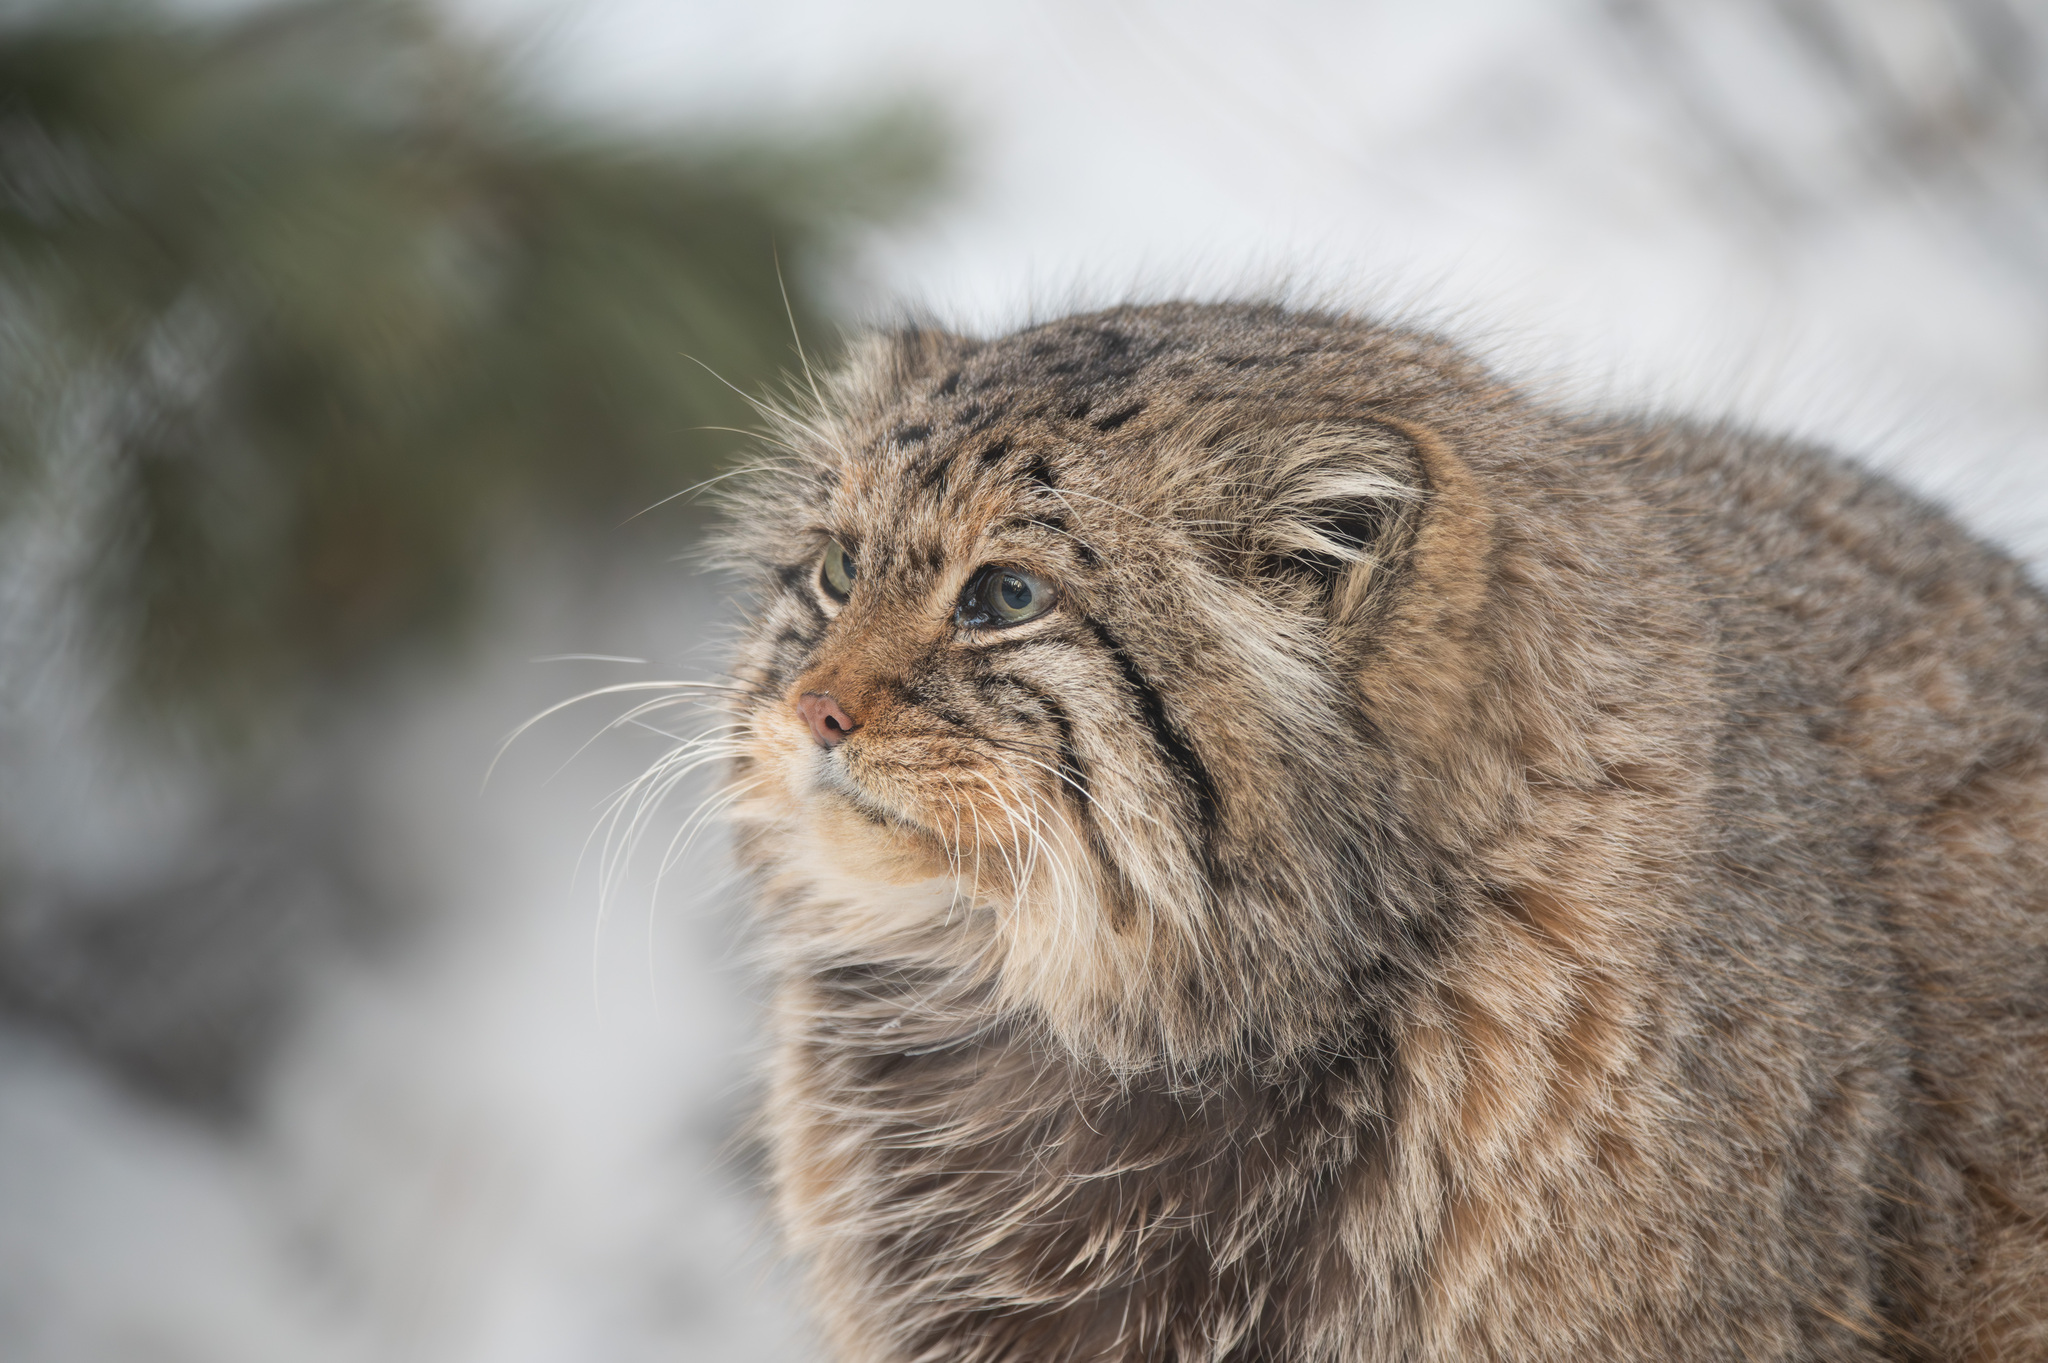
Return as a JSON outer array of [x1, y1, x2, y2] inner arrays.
[[797, 692, 860, 749]]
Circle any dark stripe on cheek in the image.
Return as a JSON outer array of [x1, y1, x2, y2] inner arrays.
[[898, 681, 984, 744], [771, 561, 829, 621], [771, 624, 822, 677], [1009, 680, 1144, 931], [1081, 619, 1221, 833], [928, 704, 986, 741], [1042, 698, 1090, 806], [983, 674, 1133, 927], [987, 674, 1090, 804], [891, 671, 991, 747]]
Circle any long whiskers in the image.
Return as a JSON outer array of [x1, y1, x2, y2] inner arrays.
[[585, 725, 750, 949], [488, 678, 748, 789], [643, 772, 765, 999]]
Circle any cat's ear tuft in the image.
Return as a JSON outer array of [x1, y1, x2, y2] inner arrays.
[[1239, 422, 1421, 616]]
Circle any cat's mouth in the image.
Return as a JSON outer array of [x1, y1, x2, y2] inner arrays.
[[795, 735, 1050, 880], [812, 746, 917, 828]]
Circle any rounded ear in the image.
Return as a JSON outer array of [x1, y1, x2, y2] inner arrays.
[[1236, 422, 1423, 617]]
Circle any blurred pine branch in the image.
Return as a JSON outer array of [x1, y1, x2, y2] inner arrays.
[[0, 0, 948, 744]]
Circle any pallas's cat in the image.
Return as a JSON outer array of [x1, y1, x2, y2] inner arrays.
[[711, 304, 2048, 1361]]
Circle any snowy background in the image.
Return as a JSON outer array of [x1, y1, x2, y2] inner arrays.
[[6, 1, 2048, 1360]]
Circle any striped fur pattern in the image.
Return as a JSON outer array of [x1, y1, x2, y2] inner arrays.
[[711, 303, 2048, 1361]]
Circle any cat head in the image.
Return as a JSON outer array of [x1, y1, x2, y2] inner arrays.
[[717, 303, 1536, 1070]]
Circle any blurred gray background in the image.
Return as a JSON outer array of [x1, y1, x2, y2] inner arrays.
[[4, 1, 2047, 1359]]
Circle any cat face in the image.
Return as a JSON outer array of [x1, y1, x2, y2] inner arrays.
[[719, 305, 1455, 1067]]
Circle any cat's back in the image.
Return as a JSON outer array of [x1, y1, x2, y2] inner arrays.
[[1617, 420, 2048, 1358]]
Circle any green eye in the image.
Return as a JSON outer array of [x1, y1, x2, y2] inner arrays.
[[821, 539, 856, 600], [995, 571, 1039, 619], [957, 565, 1056, 628]]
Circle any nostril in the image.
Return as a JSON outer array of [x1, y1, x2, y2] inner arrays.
[[798, 692, 860, 749]]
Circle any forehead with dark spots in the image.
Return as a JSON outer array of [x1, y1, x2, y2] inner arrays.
[[821, 422, 1073, 572], [858, 304, 1455, 471], [865, 321, 1173, 468]]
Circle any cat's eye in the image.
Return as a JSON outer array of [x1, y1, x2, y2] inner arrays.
[[820, 539, 856, 601], [956, 565, 1056, 629]]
